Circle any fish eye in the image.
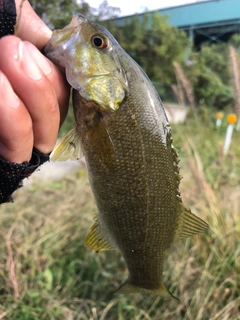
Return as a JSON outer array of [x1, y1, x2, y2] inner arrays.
[[92, 35, 108, 49]]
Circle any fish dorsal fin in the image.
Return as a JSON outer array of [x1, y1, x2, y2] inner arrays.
[[171, 144, 182, 186], [50, 128, 82, 161], [85, 214, 116, 252], [173, 202, 208, 243]]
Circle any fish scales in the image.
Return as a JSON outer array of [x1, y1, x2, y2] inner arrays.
[[45, 14, 208, 298], [74, 92, 172, 291]]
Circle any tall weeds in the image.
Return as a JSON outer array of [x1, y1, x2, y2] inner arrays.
[[229, 46, 240, 114], [173, 61, 196, 109]]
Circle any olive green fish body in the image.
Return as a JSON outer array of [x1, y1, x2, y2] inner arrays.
[[73, 86, 177, 293], [45, 14, 208, 298]]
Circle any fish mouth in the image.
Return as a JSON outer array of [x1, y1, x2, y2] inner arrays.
[[45, 14, 90, 67], [84, 73, 111, 79], [44, 18, 85, 69], [45, 14, 86, 50], [68, 13, 87, 27], [65, 71, 111, 93]]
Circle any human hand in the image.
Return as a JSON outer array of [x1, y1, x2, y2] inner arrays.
[[0, 0, 70, 163]]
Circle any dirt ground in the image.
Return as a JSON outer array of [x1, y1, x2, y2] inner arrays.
[[23, 159, 84, 186]]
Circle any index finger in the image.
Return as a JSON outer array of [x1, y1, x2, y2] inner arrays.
[[14, 0, 52, 50]]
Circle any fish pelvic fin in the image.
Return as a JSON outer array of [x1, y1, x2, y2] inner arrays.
[[173, 202, 208, 243], [50, 128, 82, 161], [85, 214, 116, 252], [115, 280, 179, 300]]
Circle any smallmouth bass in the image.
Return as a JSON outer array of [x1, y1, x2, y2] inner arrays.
[[45, 14, 208, 299]]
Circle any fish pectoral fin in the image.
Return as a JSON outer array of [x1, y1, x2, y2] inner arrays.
[[50, 128, 82, 161], [84, 215, 115, 252], [173, 202, 208, 242], [115, 280, 179, 300]]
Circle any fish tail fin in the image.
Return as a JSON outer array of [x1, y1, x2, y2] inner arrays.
[[115, 280, 179, 300]]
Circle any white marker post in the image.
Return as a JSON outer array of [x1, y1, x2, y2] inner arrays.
[[216, 112, 223, 128], [223, 114, 237, 156]]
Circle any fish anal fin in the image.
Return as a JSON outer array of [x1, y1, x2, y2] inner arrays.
[[50, 128, 82, 162], [84, 215, 115, 252], [174, 202, 208, 242], [115, 280, 179, 300]]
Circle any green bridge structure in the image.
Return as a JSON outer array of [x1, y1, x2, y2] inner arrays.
[[113, 0, 240, 48]]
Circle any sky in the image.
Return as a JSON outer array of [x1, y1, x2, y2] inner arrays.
[[89, 0, 200, 17]]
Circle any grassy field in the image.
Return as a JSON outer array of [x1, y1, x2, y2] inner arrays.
[[0, 112, 240, 319]]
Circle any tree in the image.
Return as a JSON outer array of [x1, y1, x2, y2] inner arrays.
[[29, 0, 120, 29], [186, 43, 233, 109], [103, 12, 191, 100], [94, 0, 120, 22]]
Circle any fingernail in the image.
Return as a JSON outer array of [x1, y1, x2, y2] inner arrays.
[[0, 72, 19, 108], [24, 41, 52, 76], [18, 41, 43, 80]]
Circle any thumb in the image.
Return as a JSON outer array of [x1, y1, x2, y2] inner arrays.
[[14, 0, 52, 50]]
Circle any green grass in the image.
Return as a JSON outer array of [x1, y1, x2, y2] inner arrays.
[[1, 114, 240, 319]]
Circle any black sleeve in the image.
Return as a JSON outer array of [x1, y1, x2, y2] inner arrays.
[[0, 0, 17, 37], [0, 149, 50, 203], [0, 0, 51, 204]]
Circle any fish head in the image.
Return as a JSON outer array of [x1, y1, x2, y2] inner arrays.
[[45, 14, 128, 111]]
